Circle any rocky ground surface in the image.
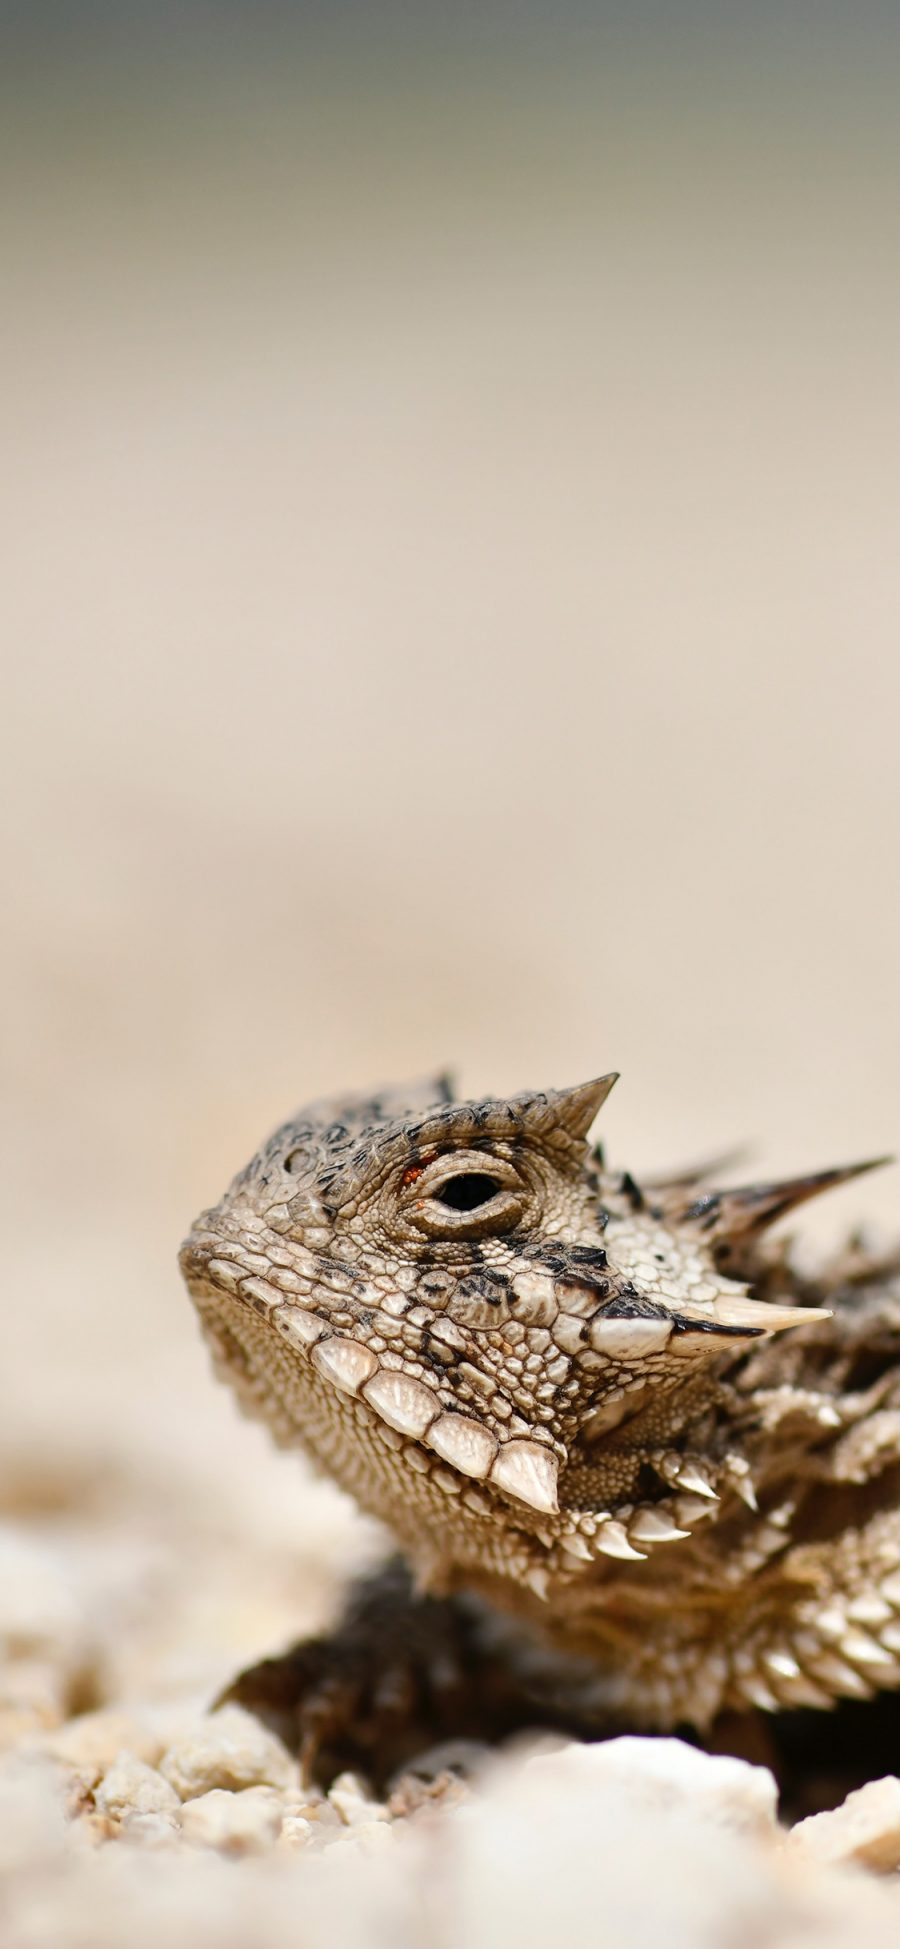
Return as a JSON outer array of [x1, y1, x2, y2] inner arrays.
[[5, 1471, 900, 1949]]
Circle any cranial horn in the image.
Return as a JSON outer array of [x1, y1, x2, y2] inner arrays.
[[676, 1158, 892, 1244], [549, 1073, 620, 1141], [671, 1297, 832, 1341]]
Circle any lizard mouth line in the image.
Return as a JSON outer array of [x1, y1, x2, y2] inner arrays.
[[187, 1257, 745, 1554], [211, 1292, 721, 1564], [268, 1304, 563, 1515]]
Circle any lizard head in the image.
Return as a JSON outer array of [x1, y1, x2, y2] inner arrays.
[[181, 1074, 871, 1571]]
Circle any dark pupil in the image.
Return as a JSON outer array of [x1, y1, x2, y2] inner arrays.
[[435, 1172, 502, 1212]]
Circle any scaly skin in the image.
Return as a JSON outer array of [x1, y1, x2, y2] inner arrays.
[[180, 1073, 900, 1781]]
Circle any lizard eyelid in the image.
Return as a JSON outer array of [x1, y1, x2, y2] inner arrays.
[[402, 1150, 526, 1237]]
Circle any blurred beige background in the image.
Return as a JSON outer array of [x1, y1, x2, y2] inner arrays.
[[1, 10, 898, 1695]]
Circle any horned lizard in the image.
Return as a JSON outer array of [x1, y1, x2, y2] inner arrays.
[[179, 1073, 900, 1787]]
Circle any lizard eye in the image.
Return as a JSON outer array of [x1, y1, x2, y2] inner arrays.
[[402, 1152, 526, 1238], [434, 1172, 505, 1212]]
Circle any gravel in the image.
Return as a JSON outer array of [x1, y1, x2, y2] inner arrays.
[[5, 1454, 900, 1947]]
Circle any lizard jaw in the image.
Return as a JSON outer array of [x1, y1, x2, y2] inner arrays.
[[304, 1323, 561, 1512], [183, 1250, 564, 1516]]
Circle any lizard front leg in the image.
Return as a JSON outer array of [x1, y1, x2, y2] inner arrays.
[[218, 1556, 603, 1789]]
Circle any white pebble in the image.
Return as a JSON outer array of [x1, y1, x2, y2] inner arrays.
[[521, 1736, 777, 1839], [119, 1810, 182, 1849], [341, 1818, 395, 1855], [329, 1770, 390, 1826], [180, 1785, 284, 1854], [278, 1813, 314, 1850], [95, 1752, 182, 1822], [159, 1705, 295, 1800], [788, 1776, 900, 1872]]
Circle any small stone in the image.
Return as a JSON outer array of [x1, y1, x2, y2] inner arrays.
[[180, 1784, 284, 1854], [278, 1813, 314, 1850], [520, 1737, 778, 1839], [95, 1752, 182, 1822], [283, 1786, 324, 1819], [119, 1809, 182, 1849], [159, 1705, 295, 1800], [328, 1769, 390, 1826], [788, 1775, 900, 1872], [303, 1800, 346, 1850], [389, 1768, 472, 1819], [306, 1799, 344, 1831], [342, 1817, 395, 1854]]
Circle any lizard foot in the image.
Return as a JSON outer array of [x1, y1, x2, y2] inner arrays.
[[217, 1556, 585, 1789]]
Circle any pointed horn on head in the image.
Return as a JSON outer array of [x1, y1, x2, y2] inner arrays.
[[550, 1073, 620, 1142], [673, 1296, 832, 1337]]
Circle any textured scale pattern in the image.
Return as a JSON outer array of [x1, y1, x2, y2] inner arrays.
[[180, 1072, 900, 1771]]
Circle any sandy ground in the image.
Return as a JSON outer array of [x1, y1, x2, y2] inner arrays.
[[2, 24, 899, 1942]]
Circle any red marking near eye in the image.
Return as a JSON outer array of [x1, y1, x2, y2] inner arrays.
[[402, 1165, 424, 1185]]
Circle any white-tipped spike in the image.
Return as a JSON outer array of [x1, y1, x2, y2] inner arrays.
[[710, 1295, 832, 1333], [816, 1609, 846, 1641], [846, 1594, 893, 1627], [628, 1509, 691, 1546], [311, 1337, 379, 1395], [674, 1466, 719, 1500], [559, 1531, 594, 1560], [526, 1566, 550, 1600], [769, 1669, 832, 1709], [733, 1475, 759, 1511], [839, 1629, 895, 1668], [816, 1402, 842, 1428], [588, 1317, 673, 1357], [490, 1440, 560, 1515], [673, 1494, 719, 1528], [738, 1676, 779, 1712], [754, 1521, 792, 1555], [807, 1653, 873, 1699], [428, 1413, 498, 1480], [763, 1649, 801, 1680], [362, 1370, 439, 1439], [594, 1520, 647, 1561], [273, 1305, 328, 1349]]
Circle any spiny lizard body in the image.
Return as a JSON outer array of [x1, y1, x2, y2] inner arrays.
[[180, 1073, 900, 1784]]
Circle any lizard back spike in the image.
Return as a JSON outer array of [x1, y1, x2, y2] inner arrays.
[[671, 1157, 892, 1253]]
